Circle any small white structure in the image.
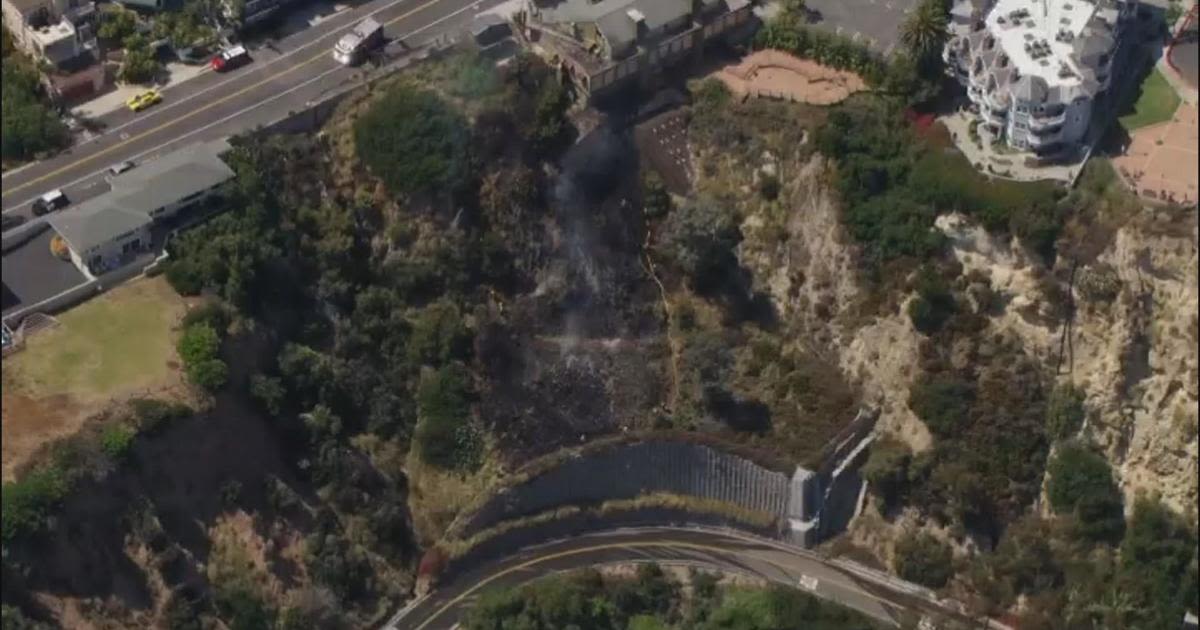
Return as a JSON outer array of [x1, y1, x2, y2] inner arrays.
[[48, 140, 234, 277], [944, 0, 1139, 156]]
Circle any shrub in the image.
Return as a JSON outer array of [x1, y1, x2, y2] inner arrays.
[[862, 436, 913, 511], [100, 423, 137, 461], [1046, 443, 1124, 543], [353, 85, 470, 196], [182, 301, 230, 334], [907, 268, 957, 335], [178, 323, 220, 365], [1045, 383, 1086, 441], [130, 397, 192, 434], [414, 364, 476, 470], [893, 530, 954, 588], [249, 374, 286, 417], [908, 376, 974, 438], [1, 465, 71, 543], [187, 358, 228, 391], [407, 300, 472, 367]]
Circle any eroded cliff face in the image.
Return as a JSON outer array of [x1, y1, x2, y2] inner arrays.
[[739, 155, 931, 456], [938, 209, 1199, 517], [739, 154, 1197, 530]]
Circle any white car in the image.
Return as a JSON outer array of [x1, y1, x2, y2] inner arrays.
[[108, 160, 135, 176]]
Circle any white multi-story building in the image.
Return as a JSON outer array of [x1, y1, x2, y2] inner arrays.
[[944, 0, 1139, 156]]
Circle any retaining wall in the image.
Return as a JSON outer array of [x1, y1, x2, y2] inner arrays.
[[457, 441, 795, 538], [1, 220, 50, 254]]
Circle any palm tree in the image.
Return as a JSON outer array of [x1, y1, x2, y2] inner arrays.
[[901, 0, 949, 62]]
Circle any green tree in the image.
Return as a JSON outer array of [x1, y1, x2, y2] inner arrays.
[[1, 62, 68, 162], [97, 5, 138, 44], [353, 85, 470, 196], [900, 0, 949, 63], [120, 34, 162, 84], [1045, 443, 1124, 543], [862, 436, 913, 511], [187, 358, 229, 391], [1115, 498, 1198, 629], [893, 530, 954, 588], [907, 267, 957, 335]]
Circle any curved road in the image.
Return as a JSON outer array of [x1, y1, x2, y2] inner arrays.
[[1, 0, 497, 215], [387, 528, 981, 630]]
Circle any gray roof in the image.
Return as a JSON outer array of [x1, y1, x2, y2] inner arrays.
[[1014, 74, 1049, 102], [49, 139, 233, 254], [597, 9, 638, 51], [49, 205, 151, 254], [107, 139, 234, 211], [1072, 31, 1114, 64], [596, 0, 692, 52]]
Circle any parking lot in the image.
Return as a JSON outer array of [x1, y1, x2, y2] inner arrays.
[[804, 0, 920, 55], [1, 229, 88, 318]]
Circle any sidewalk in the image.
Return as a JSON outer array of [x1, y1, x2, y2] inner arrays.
[[939, 111, 1079, 183], [71, 60, 211, 120]]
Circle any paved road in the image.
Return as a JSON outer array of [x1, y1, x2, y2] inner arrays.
[[1, 0, 495, 217], [388, 528, 986, 630]]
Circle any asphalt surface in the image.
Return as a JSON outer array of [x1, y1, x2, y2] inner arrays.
[[1, 0, 498, 216], [389, 528, 930, 630]]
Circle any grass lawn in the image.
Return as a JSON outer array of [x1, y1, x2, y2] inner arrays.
[[1, 276, 187, 479], [1119, 67, 1181, 131], [4, 276, 186, 402]]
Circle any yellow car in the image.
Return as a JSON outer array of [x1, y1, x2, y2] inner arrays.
[[127, 90, 162, 112]]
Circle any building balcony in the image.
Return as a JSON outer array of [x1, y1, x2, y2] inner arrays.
[[1029, 110, 1066, 129]]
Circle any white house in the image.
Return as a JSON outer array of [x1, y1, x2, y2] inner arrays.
[[944, 0, 1139, 156], [48, 140, 235, 277]]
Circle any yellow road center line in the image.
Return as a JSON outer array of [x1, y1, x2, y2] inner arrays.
[[5, 0, 450, 198], [412, 540, 816, 630]]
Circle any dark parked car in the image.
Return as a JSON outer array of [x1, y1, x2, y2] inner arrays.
[[31, 190, 68, 216]]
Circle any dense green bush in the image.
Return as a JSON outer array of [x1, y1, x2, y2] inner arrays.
[[407, 300, 472, 367], [908, 375, 974, 438], [100, 424, 137, 461], [354, 85, 470, 196], [1, 465, 71, 543], [907, 268, 957, 335], [893, 531, 954, 588], [861, 436, 913, 511], [414, 364, 477, 470], [1046, 443, 1124, 543], [177, 322, 228, 391]]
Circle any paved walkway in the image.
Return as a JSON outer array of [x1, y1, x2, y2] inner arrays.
[[939, 111, 1079, 183]]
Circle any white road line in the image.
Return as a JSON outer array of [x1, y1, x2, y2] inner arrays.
[[3, 0, 486, 214], [2, 0, 421, 181]]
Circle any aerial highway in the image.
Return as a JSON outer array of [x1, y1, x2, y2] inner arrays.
[[386, 527, 995, 630], [1, 0, 500, 216]]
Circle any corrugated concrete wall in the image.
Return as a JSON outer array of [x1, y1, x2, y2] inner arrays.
[[460, 441, 794, 537]]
